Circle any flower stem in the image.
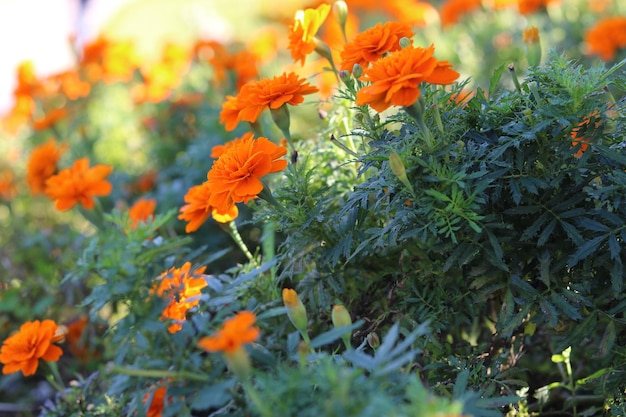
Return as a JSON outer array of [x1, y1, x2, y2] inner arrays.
[[228, 221, 258, 266], [107, 364, 210, 382]]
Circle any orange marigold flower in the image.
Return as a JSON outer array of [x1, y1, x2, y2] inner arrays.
[[517, 0, 559, 15], [571, 111, 602, 159], [0, 320, 63, 376], [439, 0, 482, 27], [128, 197, 157, 228], [153, 262, 209, 334], [178, 181, 239, 233], [219, 72, 318, 131], [208, 134, 287, 212], [356, 44, 460, 112], [143, 385, 170, 417], [45, 157, 113, 211], [340, 22, 415, 72], [64, 316, 100, 363], [27, 139, 67, 195], [197, 311, 260, 354], [0, 167, 17, 201], [585, 16, 626, 61], [288, 4, 331, 65], [32, 108, 67, 131]]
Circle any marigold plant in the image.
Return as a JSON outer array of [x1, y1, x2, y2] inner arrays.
[[207, 134, 287, 213], [197, 311, 260, 354], [219, 72, 318, 131], [26, 139, 67, 195], [355, 44, 460, 112], [44, 157, 113, 211], [0, 320, 63, 376], [339, 21, 414, 72]]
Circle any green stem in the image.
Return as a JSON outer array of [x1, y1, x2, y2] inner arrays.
[[243, 380, 274, 417], [108, 364, 210, 382], [46, 362, 69, 402], [228, 221, 258, 266]]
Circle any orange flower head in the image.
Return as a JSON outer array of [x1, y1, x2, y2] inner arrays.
[[207, 133, 288, 212], [128, 197, 157, 228], [0, 168, 17, 201], [288, 4, 331, 65], [197, 311, 260, 354], [585, 17, 626, 61], [143, 385, 170, 417], [523, 26, 540, 44], [27, 139, 67, 195], [32, 108, 67, 131], [439, 0, 482, 27], [45, 157, 113, 211], [356, 44, 460, 112], [0, 320, 63, 376], [340, 22, 415, 72], [178, 181, 239, 233], [219, 72, 318, 131], [153, 262, 209, 334], [517, 0, 559, 15]]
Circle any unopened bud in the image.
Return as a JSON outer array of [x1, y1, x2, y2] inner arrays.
[[332, 304, 353, 349], [282, 288, 308, 335], [351, 63, 363, 78], [332, 1, 348, 30], [399, 37, 412, 49], [366, 332, 380, 349], [389, 152, 415, 194]]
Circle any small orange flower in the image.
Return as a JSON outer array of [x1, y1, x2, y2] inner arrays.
[[0, 168, 17, 201], [571, 112, 602, 159], [0, 320, 63, 376], [208, 134, 287, 213], [340, 22, 415, 72], [153, 262, 209, 334], [439, 0, 482, 27], [178, 181, 239, 233], [523, 26, 540, 44], [585, 16, 626, 61], [356, 44, 460, 112], [143, 385, 170, 417], [517, 0, 559, 15], [27, 139, 67, 195], [45, 157, 113, 211], [128, 198, 157, 228], [288, 4, 331, 65], [197, 311, 260, 354], [219, 72, 318, 131], [32, 108, 67, 131], [64, 316, 100, 363]]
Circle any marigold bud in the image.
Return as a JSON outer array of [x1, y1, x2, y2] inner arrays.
[[282, 288, 308, 335], [399, 37, 412, 49], [366, 332, 380, 349], [523, 26, 541, 67], [389, 152, 415, 194], [332, 304, 353, 349], [351, 63, 363, 78], [332, 1, 348, 30]]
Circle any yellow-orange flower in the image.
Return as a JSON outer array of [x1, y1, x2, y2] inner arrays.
[[439, 0, 482, 27], [45, 157, 113, 211], [0, 320, 63, 376], [288, 4, 331, 65], [340, 22, 415, 72], [178, 181, 239, 233], [219, 72, 318, 131], [585, 16, 626, 61], [27, 139, 67, 195], [208, 134, 287, 213], [153, 262, 209, 334], [356, 44, 460, 112], [128, 198, 157, 228], [197, 311, 260, 354]]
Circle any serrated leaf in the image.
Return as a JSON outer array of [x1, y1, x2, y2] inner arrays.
[[611, 260, 624, 294], [554, 311, 598, 353], [550, 292, 582, 321], [593, 321, 616, 358], [537, 219, 557, 247], [568, 236, 605, 266], [608, 234, 621, 261], [578, 218, 610, 233]]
